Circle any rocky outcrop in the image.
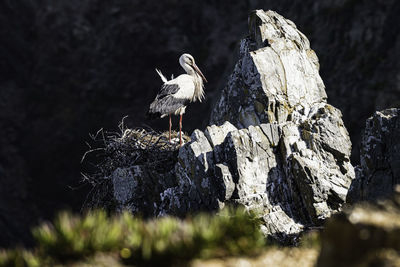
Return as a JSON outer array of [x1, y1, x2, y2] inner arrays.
[[92, 10, 355, 244], [318, 186, 400, 267], [181, 10, 354, 241], [347, 108, 400, 203]]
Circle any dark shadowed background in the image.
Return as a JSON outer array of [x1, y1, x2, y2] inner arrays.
[[0, 0, 399, 247]]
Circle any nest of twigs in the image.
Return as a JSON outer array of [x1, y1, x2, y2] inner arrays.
[[81, 117, 191, 211]]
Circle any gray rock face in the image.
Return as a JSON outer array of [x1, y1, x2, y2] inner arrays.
[[104, 10, 355, 243], [347, 108, 400, 203]]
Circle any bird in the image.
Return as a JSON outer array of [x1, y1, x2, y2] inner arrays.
[[147, 53, 207, 147]]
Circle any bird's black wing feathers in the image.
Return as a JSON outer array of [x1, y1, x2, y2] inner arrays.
[[148, 95, 189, 118], [147, 83, 189, 118], [156, 83, 180, 99]]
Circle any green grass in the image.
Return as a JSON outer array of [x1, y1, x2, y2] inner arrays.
[[0, 207, 267, 266]]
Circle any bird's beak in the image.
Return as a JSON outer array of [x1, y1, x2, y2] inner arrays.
[[192, 63, 208, 83]]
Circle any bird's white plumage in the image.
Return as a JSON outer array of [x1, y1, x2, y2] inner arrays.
[[150, 56, 205, 118], [165, 74, 195, 100]]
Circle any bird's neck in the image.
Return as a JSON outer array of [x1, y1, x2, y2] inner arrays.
[[182, 64, 195, 75]]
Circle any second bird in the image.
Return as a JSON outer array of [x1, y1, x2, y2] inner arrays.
[[147, 53, 207, 146]]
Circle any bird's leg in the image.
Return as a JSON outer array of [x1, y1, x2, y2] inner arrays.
[[179, 114, 183, 147], [169, 114, 172, 143]]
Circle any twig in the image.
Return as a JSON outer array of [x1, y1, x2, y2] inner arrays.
[[119, 115, 129, 133], [81, 147, 105, 163]]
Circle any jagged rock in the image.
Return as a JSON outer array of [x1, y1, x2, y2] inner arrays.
[[347, 108, 400, 203], [208, 10, 352, 239], [103, 10, 355, 244], [318, 186, 400, 267], [210, 10, 327, 127]]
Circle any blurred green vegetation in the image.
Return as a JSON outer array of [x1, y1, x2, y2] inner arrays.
[[0, 207, 269, 266]]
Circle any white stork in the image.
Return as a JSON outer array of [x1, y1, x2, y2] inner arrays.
[[147, 53, 207, 146]]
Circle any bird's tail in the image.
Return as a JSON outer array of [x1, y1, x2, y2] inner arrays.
[[146, 101, 162, 120], [155, 68, 168, 83], [146, 110, 161, 120]]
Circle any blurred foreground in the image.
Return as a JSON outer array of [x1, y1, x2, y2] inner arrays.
[[2, 189, 400, 267]]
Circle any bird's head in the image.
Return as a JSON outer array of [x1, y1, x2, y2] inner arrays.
[[179, 53, 208, 83]]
